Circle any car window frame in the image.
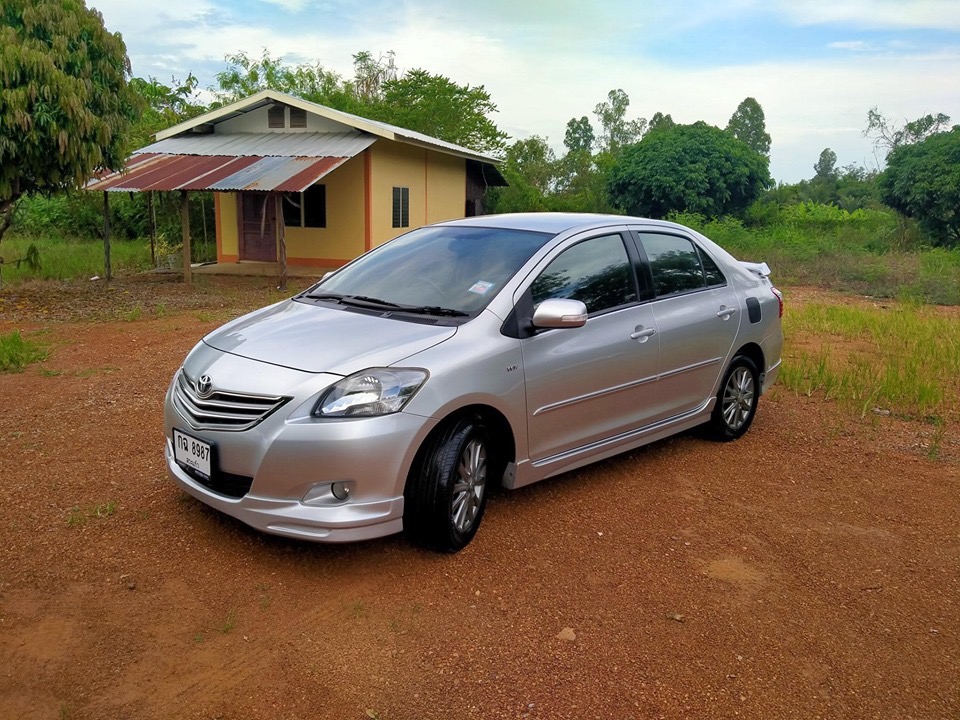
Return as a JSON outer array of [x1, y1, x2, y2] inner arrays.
[[504, 229, 644, 339], [630, 230, 728, 301]]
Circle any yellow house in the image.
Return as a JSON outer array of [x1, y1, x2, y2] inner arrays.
[[88, 89, 506, 270]]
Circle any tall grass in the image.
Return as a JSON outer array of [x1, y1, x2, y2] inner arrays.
[[674, 209, 960, 305], [779, 300, 960, 420], [0, 234, 153, 284], [0, 330, 48, 372]]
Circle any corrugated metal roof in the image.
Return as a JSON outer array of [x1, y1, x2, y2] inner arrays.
[[86, 154, 351, 193], [87, 131, 375, 193], [152, 90, 503, 165], [139, 132, 375, 158]]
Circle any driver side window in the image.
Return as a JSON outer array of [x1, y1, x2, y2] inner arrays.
[[530, 234, 636, 314]]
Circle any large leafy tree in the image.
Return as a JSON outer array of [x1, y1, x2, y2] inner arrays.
[[374, 70, 507, 155], [212, 50, 507, 155], [212, 50, 360, 112], [726, 97, 771, 157], [878, 128, 960, 247], [608, 121, 771, 218], [563, 116, 595, 155], [0, 0, 142, 242], [486, 136, 556, 213]]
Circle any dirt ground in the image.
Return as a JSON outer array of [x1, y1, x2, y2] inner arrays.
[[1, 275, 957, 720]]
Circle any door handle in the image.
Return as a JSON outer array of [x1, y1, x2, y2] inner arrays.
[[717, 306, 737, 319], [630, 327, 657, 341]]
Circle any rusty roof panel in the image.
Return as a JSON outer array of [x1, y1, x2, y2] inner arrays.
[[87, 154, 351, 193]]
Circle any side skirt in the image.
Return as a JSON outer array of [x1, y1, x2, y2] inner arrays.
[[503, 399, 714, 490]]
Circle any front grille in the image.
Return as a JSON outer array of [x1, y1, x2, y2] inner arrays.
[[173, 370, 290, 431]]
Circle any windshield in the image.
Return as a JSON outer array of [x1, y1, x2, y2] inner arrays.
[[307, 226, 553, 315]]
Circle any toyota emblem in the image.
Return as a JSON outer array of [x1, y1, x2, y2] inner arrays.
[[197, 374, 213, 398]]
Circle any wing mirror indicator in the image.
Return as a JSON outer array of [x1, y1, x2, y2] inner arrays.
[[532, 298, 588, 329]]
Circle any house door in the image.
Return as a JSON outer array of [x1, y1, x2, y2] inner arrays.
[[240, 193, 277, 262]]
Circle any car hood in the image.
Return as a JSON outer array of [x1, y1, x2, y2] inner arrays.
[[202, 299, 457, 374]]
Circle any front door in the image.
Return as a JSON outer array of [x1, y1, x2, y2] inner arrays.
[[240, 193, 277, 262], [520, 232, 661, 464]]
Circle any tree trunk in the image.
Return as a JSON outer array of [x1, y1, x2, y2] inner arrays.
[[0, 179, 21, 245]]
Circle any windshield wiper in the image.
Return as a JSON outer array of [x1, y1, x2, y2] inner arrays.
[[304, 292, 403, 309], [397, 305, 469, 317], [303, 293, 466, 317]]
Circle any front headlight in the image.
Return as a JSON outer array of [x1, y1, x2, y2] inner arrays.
[[314, 368, 428, 418]]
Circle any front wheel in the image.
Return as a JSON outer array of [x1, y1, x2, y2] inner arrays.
[[404, 415, 493, 552], [707, 355, 760, 441]]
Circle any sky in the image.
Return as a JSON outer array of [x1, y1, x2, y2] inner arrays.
[[90, 0, 960, 183]]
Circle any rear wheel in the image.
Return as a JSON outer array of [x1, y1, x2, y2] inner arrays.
[[707, 355, 760, 441], [404, 415, 492, 552]]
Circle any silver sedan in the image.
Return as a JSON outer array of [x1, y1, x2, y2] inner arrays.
[[164, 213, 783, 552]]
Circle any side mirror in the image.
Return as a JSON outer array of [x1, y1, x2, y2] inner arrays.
[[531, 298, 588, 329]]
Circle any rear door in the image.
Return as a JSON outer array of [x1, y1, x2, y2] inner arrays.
[[634, 230, 741, 416], [519, 231, 661, 464]]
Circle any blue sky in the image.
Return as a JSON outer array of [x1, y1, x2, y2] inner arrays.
[[92, 0, 960, 182]]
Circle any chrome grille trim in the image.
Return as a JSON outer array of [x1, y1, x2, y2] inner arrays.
[[173, 370, 290, 431]]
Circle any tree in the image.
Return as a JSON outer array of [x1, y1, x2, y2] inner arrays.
[[212, 50, 357, 111], [864, 107, 952, 159], [813, 148, 838, 182], [563, 116, 595, 155], [647, 111, 676, 134], [212, 51, 507, 155], [607, 122, 771, 218], [0, 0, 142, 242], [878, 128, 960, 246], [374, 70, 508, 154], [128, 74, 206, 148], [593, 89, 646, 155], [352, 50, 397, 103], [726, 97, 771, 156], [486, 137, 556, 213]]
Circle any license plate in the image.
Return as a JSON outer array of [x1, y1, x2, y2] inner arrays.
[[173, 429, 212, 478]]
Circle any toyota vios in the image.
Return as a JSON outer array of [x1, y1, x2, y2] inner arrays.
[[164, 213, 783, 552]]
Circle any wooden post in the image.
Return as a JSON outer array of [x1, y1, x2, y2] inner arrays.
[[103, 191, 111, 281], [275, 193, 288, 291], [180, 190, 192, 285], [148, 191, 156, 267]]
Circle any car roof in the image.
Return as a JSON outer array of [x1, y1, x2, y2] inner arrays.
[[436, 212, 673, 235]]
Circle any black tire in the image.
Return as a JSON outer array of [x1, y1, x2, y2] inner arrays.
[[404, 415, 492, 553], [707, 355, 760, 441]]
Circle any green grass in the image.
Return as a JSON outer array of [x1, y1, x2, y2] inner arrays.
[[219, 611, 237, 634], [0, 233, 153, 284], [0, 330, 48, 372], [66, 500, 119, 527], [780, 300, 960, 421]]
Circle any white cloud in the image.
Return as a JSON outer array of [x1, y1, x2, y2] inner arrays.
[[772, 0, 960, 30], [92, 0, 960, 182], [828, 40, 873, 50]]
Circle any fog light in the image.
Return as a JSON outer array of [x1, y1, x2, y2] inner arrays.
[[331, 481, 351, 501]]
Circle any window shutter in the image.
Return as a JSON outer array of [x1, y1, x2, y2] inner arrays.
[[268, 105, 286, 128]]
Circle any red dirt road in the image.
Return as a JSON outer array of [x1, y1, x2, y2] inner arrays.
[[1, 277, 957, 719]]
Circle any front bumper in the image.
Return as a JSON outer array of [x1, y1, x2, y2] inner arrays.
[[166, 439, 406, 542]]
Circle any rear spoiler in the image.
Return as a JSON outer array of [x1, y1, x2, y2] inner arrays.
[[740, 261, 771, 278]]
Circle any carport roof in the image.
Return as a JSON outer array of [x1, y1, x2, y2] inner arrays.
[[86, 132, 376, 193]]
